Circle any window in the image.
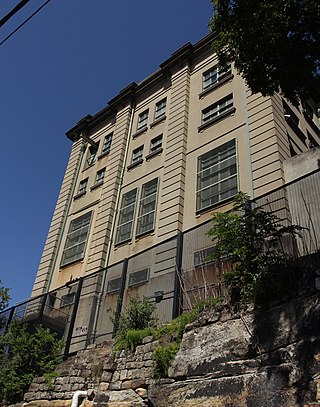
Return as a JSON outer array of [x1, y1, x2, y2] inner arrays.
[[194, 246, 217, 268], [116, 189, 138, 244], [78, 178, 88, 195], [137, 110, 148, 130], [196, 140, 237, 211], [154, 98, 166, 120], [60, 292, 75, 308], [136, 178, 158, 236], [95, 168, 105, 185], [86, 142, 99, 166], [101, 133, 112, 154], [115, 178, 159, 244], [128, 268, 149, 287], [106, 277, 121, 294], [202, 94, 234, 125], [61, 211, 92, 266], [132, 146, 144, 164], [150, 135, 163, 153], [203, 64, 232, 90]]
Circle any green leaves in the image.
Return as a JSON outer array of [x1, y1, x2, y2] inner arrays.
[[209, 0, 320, 103], [0, 323, 63, 404], [208, 193, 302, 305]]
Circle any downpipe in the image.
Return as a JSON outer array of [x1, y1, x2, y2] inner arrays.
[[71, 389, 95, 407]]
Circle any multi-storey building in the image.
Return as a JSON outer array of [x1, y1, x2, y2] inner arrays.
[[30, 33, 320, 349]]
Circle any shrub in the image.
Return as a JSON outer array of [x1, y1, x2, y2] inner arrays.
[[0, 323, 63, 404], [207, 193, 302, 305], [153, 342, 180, 378]]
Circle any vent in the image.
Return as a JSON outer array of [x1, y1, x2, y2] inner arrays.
[[128, 268, 149, 287], [106, 277, 121, 294]]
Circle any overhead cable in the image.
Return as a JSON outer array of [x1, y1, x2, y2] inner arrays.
[[0, 0, 53, 47]]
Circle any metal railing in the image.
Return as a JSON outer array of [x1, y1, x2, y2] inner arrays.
[[1, 168, 319, 356]]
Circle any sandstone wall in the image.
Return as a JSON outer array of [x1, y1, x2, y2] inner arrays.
[[11, 292, 320, 407]]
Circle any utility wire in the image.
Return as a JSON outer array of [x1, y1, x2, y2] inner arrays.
[[0, 0, 53, 47], [0, 0, 32, 28]]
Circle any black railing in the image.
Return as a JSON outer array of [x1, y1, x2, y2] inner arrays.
[[1, 168, 319, 357]]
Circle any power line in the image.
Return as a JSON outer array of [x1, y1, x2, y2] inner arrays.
[[0, 0, 32, 28], [0, 0, 53, 47]]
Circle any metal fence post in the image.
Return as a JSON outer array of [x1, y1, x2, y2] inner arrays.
[[37, 293, 48, 325], [3, 306, 15, 333], [64, 277, 83, 360], [112, 258, 128, 337], [172, 232, 184, 319]]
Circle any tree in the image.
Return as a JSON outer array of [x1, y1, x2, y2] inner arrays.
[[0, 323, 63, 404], [209, 0, 320, 104], [207, 194, 301, 305], [0, 279, 10, 312]]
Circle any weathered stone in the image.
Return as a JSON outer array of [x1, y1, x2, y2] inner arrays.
[[109, 380, 122, 390], [101, 370, 113, 381], [107, 389, 145, 406], [142, 335, 153, 344], [111, 371, 120, 382], [144, 360, 154, 367], [120, 369, 128, 381], [143, 351, 153, 361], [99, 382, 110, 391]]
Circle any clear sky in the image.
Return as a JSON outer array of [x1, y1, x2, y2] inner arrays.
[[0, 0, 213, 306]]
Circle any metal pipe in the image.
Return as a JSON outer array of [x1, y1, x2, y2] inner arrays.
[[71, 389, 94, 407], [90, 97, 136, 342], [242, 78, 254, 199]]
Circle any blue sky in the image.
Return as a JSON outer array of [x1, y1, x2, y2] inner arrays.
[[0, 0, 213, 306]]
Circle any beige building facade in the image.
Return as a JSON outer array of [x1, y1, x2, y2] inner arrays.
[[31, 34, 320, 342]]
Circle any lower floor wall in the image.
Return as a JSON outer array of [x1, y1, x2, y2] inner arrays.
[[9, 291, 320, 407]]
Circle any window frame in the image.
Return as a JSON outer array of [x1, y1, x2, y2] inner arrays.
[[196, 140, 238, 212], [131, 146, 144, 164], [101, 133, 113, 155], [154, 98, 167, 120], [95, 168, 105, 185], [137, 109, 149, 130], [78, 178, 88, 195], [202, 63, 232, 91], [60, 211, 93, 267], [136, 178, 159, 237], [115, 188, 138, 244]]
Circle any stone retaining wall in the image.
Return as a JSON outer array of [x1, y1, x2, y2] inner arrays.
[[10, 292, 320, 407]]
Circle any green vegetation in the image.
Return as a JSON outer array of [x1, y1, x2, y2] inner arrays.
[[0, 278, 10, 312], [0, 323, 63, 405], [114, 296, 157, 351], [209, 0, 320, 103], [114, 296, 221, 378], [207, 193, 301, 305]]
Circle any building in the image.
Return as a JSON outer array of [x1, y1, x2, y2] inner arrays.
[[30, 33, 320, 350]]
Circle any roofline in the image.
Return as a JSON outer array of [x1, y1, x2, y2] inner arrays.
[[66, 32, 216, 141]]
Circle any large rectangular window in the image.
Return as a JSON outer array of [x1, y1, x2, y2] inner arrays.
[[61, 211, 92, 266], [196, 140, 237, 211], [136, 178, 159, 236], [202, 94, 233, 125], [116, 189, 138, 244]]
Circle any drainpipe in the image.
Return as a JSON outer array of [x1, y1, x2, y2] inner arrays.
[[242, 79, 254, 199], [45, 141, 87, 292], [90, 97, 136, 342], [71, 389, 95, 407]]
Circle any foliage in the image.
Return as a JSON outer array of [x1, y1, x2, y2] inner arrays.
[[209, 0, 320, 103], [153, 342, 180, 378], [207, 193, 302, 305], [114, 296, 157, 350], [0, 278, 10, 312], [0, 323, 63, 404]]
